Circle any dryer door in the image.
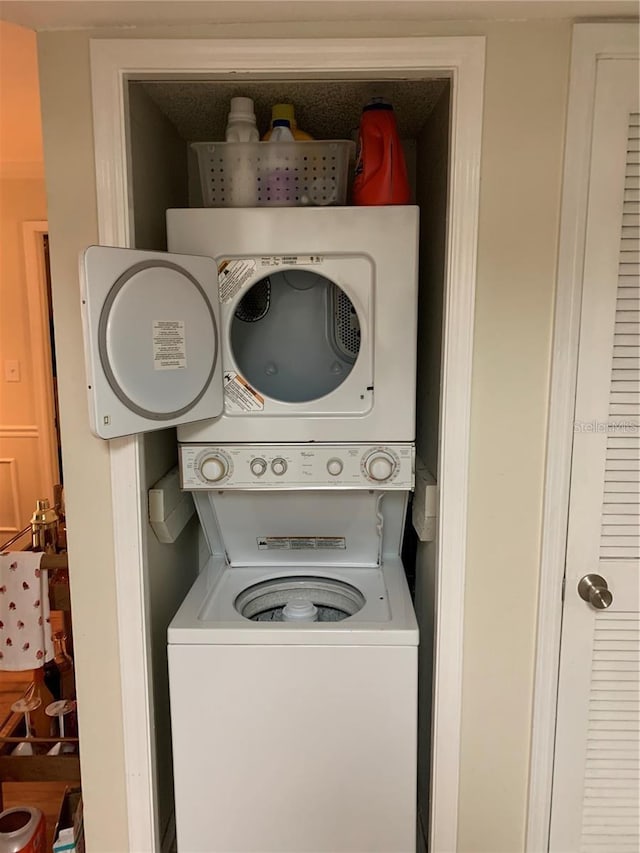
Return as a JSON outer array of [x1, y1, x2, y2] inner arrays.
[[81, 246, 223, 439]]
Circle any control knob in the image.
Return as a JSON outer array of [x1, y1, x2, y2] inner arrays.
[[250, 458, 267, 477], [327, 458, 344, 477], [271, 458, 288, 476], [364, 451, 397, 483], [200, 454, 228, 483]]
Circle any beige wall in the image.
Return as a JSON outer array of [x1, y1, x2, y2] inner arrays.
[[0, 21, 44, 165], [37, 31, 128, 853], [0, 21, 49, 536], [460, 24, 569, 851], [37, 16, 569, 852]]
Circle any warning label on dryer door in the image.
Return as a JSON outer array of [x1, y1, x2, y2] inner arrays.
[[224, 371, 264, 412], [152, 320, 186, 370], [218, 259, 256, 303]]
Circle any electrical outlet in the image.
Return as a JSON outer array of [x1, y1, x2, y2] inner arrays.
[[4, 360, 20, 382]]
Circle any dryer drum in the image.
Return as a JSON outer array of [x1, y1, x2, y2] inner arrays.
[[331, 286, 361, 362], [234, 575, 366, 622], [235, 277, 271, 322]]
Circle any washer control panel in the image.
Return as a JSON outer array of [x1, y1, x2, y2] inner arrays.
[[180, 444, 414, 490]]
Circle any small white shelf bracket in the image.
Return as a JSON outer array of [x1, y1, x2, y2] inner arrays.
[[412, 458, 438, 543], [148, 465, 194, 544]]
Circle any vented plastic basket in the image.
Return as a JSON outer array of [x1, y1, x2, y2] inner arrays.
[[192, 140, 355, 208]]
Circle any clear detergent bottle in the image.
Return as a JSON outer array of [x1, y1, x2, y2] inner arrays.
[[265, 119, 296, 203], [262, 103, 313, 140], [269, 118, 295, 142]]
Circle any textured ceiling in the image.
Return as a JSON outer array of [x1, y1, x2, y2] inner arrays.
[[137, 78, 449, 141]]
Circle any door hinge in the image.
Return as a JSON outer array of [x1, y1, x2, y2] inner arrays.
[[561, 575, 566, 602]]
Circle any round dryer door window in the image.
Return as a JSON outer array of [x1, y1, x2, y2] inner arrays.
[[230, 270, 361, 403]]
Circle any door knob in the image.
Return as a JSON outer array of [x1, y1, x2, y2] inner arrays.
[[578, 574, 613, 610]]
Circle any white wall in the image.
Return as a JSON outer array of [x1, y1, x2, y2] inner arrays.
[[459, 25, 569, 851], [38, 31, 128, 852], [37, 16, 570, 852], [414, 85, 450, 846], [129, 84, 188, 250], [142, 430, 199, 845]]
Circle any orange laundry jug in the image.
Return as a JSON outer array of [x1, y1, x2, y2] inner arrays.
[[352, 98, 410, 206]]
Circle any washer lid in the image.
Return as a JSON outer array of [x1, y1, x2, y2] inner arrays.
[[81, 246, 223, 439], [199, 490, 383, 567]]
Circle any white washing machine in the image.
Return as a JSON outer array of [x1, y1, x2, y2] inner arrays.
[[169, 443, 418, 853], [80, 206, 418, 443]]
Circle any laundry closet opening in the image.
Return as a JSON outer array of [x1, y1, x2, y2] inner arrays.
[[125, 75, 451, 847]]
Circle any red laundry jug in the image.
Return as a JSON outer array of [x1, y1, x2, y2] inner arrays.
[[0, 807, 46, 853], [352, 98, 410, 205]]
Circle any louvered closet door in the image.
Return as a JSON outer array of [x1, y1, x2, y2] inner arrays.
[[550, 59, 640, 853]]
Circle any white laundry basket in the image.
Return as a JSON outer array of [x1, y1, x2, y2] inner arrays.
[[192, 140, 354, 207]]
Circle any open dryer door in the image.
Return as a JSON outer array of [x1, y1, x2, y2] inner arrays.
[[81, 246, 223, 439]]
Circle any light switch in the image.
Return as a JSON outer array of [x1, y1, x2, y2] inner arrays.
[[4, 360, 20, 382]]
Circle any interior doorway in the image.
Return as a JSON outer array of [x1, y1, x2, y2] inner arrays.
[[0, 20, 76, 848]]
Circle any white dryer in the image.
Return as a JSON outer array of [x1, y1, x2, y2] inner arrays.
[[169, 443, 418, 853], [79, 207, 418, 442], [169, 206, 418, 443]]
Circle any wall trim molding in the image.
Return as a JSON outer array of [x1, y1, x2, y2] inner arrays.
[[0, 457, 21, 533], [526, 23, 640, 853], [90, 35, 485, 853], [0, 426, 39, 439]]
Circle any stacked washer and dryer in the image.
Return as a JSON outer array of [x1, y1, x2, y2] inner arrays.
[[81, 206, 420, 852]]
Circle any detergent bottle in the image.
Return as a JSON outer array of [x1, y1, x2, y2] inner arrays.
[[352, 98, 410, 206], [265, 119, 296, 203], [268, 118, 295, 142], [262, 103, 313, 140], [224, 97, 259, 142], [225, 97, 259, 206]]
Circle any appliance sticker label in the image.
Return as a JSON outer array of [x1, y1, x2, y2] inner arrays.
[[257, 537, 346, 550], [223, 371, 264, 412], [260, 255, 323, 267], [218, 259, 256, 303], [152, 321, 186, 370]]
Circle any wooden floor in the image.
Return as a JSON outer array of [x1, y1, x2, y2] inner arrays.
[[0, 669, 69, 847]]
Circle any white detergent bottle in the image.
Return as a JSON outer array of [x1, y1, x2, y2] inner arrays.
[[225, 97, 259, 142], [225, 97, 259, 206]]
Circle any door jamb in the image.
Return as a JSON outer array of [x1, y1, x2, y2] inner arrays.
[[526, 23, 640, 853], [89, 35, 485, 853], [23, 220, 59, 500]]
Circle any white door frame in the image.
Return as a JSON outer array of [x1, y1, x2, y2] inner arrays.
[[526, 22, 639, 853], [89, 36, 485, 853]]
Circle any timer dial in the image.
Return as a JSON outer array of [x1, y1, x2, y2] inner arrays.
[[363, 450, 398, 483], [200, 454, 229, 483]]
